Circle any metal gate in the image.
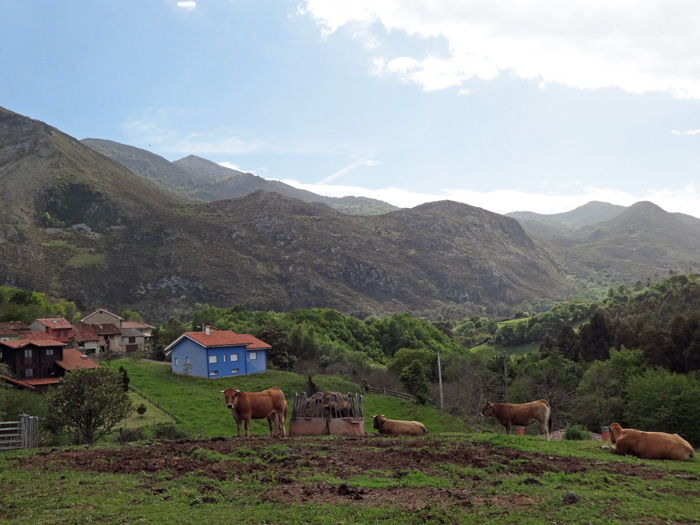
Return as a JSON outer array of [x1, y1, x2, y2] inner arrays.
[[0, 414, 39, 451]]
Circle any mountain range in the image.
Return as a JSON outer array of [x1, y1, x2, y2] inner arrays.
[[2, 105, 700, 322]]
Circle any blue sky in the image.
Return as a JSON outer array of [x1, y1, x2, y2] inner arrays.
[[2, 0, 700, 216]]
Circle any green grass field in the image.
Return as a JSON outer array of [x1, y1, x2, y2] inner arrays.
[[1, 359, 698, 524]]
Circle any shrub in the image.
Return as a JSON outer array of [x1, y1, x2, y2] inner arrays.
[[153, 422, 190, 441], [564, 424, 591, 441], [115, 427, 147, 443], [136, 403, 147, 417]]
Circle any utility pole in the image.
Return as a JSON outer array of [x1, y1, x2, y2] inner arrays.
[[437, 353, 444, 410]]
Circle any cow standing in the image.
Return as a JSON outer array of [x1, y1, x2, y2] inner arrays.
[[608, 423, 695, 460], [220, 386, 287, 438], [481, 399, 552, 441]]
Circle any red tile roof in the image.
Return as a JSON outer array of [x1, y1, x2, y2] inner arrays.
[[34, 318, 73, 329], [0, 321, 30, 333], [21, 377, 60, 387], [0, 375, 36, 390], [73, 323, 99, 341], [2, 337, 66, 348], [56, 348, 101, 371], [183, 330, 270, 350], [92, 323, 121, 336], [20, 331, 59, 341]]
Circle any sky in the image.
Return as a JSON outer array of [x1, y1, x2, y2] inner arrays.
[[2, 0, 700, 217]]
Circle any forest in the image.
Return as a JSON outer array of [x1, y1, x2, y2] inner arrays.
[[2, 274, 700, 447]]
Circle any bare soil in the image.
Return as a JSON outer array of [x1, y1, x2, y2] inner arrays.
[[15, 435, 673, 510]]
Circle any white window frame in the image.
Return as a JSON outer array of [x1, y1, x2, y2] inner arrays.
[[249, 351, 257, 360], [230, 354, 238, 362], [209, 370, 218, 376], [174, 357, 179, 366], [209, 355, 218, 364], [231, 368, 239, 374]]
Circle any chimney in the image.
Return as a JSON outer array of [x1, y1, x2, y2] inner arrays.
[[205, 326, 210, 336]]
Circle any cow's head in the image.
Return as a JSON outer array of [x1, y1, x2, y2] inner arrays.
[[220, 388, 241, 409], [372, 414, 386, 430], [609, 422, 623, 444], [480, 402, 493, 417]]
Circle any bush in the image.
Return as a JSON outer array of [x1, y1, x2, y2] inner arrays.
[[153, 422, 189, 441], [115, 427, 147, 443], [564, 424, 591, 441]]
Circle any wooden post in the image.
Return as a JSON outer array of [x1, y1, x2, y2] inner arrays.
[[437, 353, 443, 411]]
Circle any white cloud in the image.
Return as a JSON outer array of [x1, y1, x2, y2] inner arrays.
[[317, 158, 381, 184], [672, 129, 700, 136], [177, 1, 197, 12], [300, 1, 700, 98], [277, 177, 700, 219]]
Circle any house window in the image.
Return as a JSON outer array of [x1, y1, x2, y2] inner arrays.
[[186, 357, 190, 364], [63, 331, 68, 337], [47, 365, 55, 375], [223, 354, 227, 362], [46, 349, 54, 356], [129, 337, 135, 343], [230, 354, 238, 362], [24, 349, 33, 359], [209, 355, 218, 364], [249, 351, 257, 360], [209, 370, 218, 376], [231, 369, 239, 374], [174, 358, 179, 366], [24, 368, 33, 378]]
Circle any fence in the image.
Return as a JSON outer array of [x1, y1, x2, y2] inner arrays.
[[364, 385, 415, 402], [0, 414, 39, 451]]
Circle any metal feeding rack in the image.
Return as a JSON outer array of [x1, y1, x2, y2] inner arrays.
[[288, 391, 365, 437]]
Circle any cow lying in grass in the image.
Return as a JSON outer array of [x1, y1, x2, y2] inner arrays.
[[608, 423, 695, 461], [481, 399, 552, 441], [372, 414, 428, 436]]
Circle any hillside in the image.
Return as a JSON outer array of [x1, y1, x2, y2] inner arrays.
[[82, 138, 398, 216], [0, 107, 571, 322]]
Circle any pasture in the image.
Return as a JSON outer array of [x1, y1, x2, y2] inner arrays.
[[1, 433, 699, 523], [1, 359, 698, 523]]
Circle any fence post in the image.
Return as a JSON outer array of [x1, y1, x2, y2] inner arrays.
[[515, 426, 525, 436], [601, 426, 610, 442]]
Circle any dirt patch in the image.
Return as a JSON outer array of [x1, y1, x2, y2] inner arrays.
[[14, 436, 677, 509]]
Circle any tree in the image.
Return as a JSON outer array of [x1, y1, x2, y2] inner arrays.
[[400, 360, 432, 405], [136, 403, 147, 417], [118, 366, 130, 392], [624, 368, 700, 447], [48, 368, 133, 445]]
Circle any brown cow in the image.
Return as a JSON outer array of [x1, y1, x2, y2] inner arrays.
[[220, 386, 287, 438], [481, 399, 552, 440], [608, 423, 695, 461], [373, 414, 428, 436]]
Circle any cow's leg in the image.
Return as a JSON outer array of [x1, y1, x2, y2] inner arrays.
[[505, 423, 512, 435], [541, 419, 550, 441], [267, 414, 275, 436], [244, 418, 250, 438], [277, 409, 286, 437]]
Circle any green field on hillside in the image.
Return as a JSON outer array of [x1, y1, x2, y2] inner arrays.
[[107, 359, 460, 438]]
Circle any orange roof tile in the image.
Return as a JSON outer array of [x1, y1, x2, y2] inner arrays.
[[34, 318, 73, 329], [56, 348, 101, 371], [2, 338, 66, 348], [183, 330, 270, 350], [22, 378, 60, 386]]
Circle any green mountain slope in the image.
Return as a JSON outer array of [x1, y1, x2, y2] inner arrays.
[[1, 107, 572, 322]]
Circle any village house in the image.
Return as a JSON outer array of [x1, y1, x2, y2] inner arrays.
[[165, 326, 270, 379], [0, 321, 30, 342], [71, 323, 100, 355], [30, 318, 74, 343], [0, 332, 100, 392], [81, 309, 123, 328]]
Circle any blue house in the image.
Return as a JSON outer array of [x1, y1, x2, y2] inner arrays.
[[165, 327, 270, 379]]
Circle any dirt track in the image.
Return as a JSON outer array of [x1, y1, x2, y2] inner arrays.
[[16, 435, 668, 509]]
